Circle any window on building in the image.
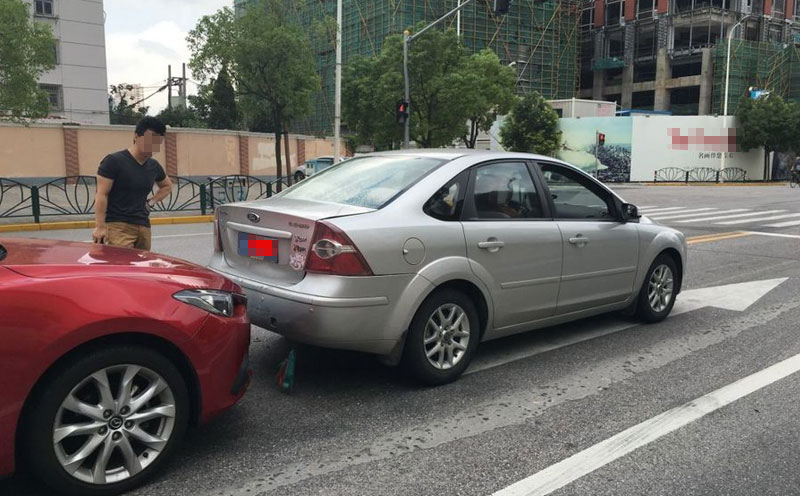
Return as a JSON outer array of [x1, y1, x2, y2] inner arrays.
[[773, 0, 785, 16], [35, 0, 54, 16], [795, 0, 800, 21], [637, 0, 655, 18], [581, 4, 595, 31], [768, 25, 783, 42], [40, 84, 62, 111], [52, 40, 60, 65], [606, 0, 623, 25]]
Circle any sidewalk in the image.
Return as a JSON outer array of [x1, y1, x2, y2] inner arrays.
[[0, 211, 213, 233]]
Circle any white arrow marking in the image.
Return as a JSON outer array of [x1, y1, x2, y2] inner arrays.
[[467, 278, 788, 375]]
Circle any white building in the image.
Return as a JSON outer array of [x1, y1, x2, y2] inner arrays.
[[26, 0, 110, 124]]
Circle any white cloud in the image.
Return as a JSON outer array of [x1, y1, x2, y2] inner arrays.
[[103, 0, 230, 113]]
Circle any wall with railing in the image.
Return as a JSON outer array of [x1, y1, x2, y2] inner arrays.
[[0, 175, 290, 223]]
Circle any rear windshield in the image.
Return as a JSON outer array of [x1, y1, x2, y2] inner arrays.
[[279, 156, 445, 209]]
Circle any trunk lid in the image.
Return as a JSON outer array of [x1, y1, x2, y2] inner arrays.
[[217, 198, 374, 285]]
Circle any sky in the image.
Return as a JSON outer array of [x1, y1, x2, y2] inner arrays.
[[103, 0, 231, 113]]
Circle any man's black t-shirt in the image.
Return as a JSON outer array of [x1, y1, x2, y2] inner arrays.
[[97, 150, 166, 227]]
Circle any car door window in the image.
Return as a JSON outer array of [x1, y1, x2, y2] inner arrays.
[[424, 172, 467, 221], [539, 163, 616, 220], [470, 162, 543, 220]]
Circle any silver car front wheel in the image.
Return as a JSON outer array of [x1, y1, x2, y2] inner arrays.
[[647, 264, 674, 313], [637, 254, 679, 323]]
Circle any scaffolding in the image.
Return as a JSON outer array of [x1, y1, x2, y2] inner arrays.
[[712, 39, 800, 115], [291, 0, 581, 136]]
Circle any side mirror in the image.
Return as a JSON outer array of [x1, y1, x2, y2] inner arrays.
[[622, 203, 640, 221]]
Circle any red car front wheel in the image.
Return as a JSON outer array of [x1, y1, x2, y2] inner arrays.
[[23, 345, 189, 496]]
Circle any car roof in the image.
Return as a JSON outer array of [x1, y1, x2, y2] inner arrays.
[[363, 148, 563, 163]]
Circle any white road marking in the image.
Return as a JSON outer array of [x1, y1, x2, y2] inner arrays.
[[745, 231, 800, 240], [467, 278, 787, 374], [762, 218, 800, 228], [715, 212, 800, 225], [638, 207, 689, 214], [152, 233, 212, 240], [676, 210, 786, 223], [635, 205, 657, 209], [649, 208, 730, 220], [492, 351, 800, 496]]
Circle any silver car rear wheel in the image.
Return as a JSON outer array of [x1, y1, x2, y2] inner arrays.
[[647, 265, 674, 313], [423, 304, 471, 371], [53, 365, 176, 485]]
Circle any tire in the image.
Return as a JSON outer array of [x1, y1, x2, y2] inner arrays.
[[23, 345, 190, 496], [636, 254, 678, 323], [402, 289, 480, 386], [294, 171, 305, 182], [790, 178, 797, 188]]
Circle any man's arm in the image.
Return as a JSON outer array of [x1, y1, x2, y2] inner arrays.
[[148, 176, 173, 209], [93, 176, 114, 243]]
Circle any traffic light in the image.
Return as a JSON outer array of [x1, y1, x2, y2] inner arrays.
[[598, 132, 606, 146], [396, 100, 409, 124], [493, 0, 511, 14]]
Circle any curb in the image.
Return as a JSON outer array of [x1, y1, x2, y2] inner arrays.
[[643, 182, 787, 187], [0, 215, 213, 233]]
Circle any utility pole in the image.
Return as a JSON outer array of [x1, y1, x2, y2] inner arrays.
[[334, 0, 343, 165], [181, 63, 187, 108], [167, 65, 172, 110]]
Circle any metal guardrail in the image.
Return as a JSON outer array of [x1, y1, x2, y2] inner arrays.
[[0, 175, 291, 223], [654, 167, 748, 183]]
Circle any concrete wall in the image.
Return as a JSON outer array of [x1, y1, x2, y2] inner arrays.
[[628, 115, 765, 181], [0, 124, 344, 180]]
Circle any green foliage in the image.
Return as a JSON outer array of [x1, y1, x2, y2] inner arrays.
[[736, 95, 797, 154], [108, 84, 148, 125], [499, 91, 561, 156], [188, 0, 319, 184], [207, 68, 238, 130], [156, 105, 206, 129], [343, 28, 517, 149], [0, 0, 57, 123]]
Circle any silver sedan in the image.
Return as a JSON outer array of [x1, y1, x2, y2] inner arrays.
[[208, 150, 687, 385]]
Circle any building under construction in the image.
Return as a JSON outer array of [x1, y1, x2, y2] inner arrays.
[[578, 0, 800, 115], [236, 0, 581, 136]]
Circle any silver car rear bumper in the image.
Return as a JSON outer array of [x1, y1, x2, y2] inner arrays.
[[211, 265, 417, 355]]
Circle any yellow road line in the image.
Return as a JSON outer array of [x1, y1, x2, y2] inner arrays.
[[687, 231, 752, 245]]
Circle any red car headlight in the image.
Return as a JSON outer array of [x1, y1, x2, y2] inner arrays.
[[173, 289, 246, 317]]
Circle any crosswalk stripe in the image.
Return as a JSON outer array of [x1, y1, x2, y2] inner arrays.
[[676, 210, 787, 223], [638, 207, 688, 213], [716, 212, 800, 225], [763, 219, 800, 228], [649, 208, 725, 220]]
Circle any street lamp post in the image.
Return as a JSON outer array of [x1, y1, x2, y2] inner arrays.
[[333, 0, 343, 165], [720, 14, 751, 181]]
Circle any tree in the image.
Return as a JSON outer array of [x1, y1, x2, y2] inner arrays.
[[343, 29, 517, 149], [736, 95, 799, 179], [499, 91, 561, 156], [207, 68, 238, 130], [108, 84, 148, 125], [0, 0, 57, 123], [448, 50, 517, 148], [188, 1, 319, 188], [156, 105, 206, 129]]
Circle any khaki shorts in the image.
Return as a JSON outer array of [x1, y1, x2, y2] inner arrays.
[[106, 222, 152, 251]]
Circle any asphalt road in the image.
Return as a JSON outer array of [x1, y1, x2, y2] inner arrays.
[[4, 184, 800, 496]]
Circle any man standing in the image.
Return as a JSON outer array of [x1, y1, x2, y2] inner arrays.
[[92, 117, 173, 250]]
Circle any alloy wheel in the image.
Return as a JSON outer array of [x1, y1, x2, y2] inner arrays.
[[647, 264, 674, 313], [423, 304, 471, 370]]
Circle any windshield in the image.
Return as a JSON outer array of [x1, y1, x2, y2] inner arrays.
[[279, 155, 445, 209]]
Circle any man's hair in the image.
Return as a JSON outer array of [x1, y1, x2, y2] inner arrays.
[[134, 117, 167, 137]]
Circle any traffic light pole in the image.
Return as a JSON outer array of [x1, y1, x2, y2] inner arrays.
[[403, 0, 476, 148]]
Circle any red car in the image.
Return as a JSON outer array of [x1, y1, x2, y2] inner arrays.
[[0, 238, 251, 495]]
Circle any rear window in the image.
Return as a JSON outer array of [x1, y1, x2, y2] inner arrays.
[[279, 156, 445, 209]]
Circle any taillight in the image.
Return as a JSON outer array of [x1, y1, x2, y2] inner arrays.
[[213, 208, 223, 252], [305, 221, 373, 276]]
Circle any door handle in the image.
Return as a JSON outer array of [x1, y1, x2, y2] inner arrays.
[[569, 236, 590, 245], [478, 240, 505, 251]]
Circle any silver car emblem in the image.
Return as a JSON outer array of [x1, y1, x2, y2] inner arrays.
[[247, 212, 260, 223]]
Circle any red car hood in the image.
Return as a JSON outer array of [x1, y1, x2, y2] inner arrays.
[[0, 238, 234, 290]]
